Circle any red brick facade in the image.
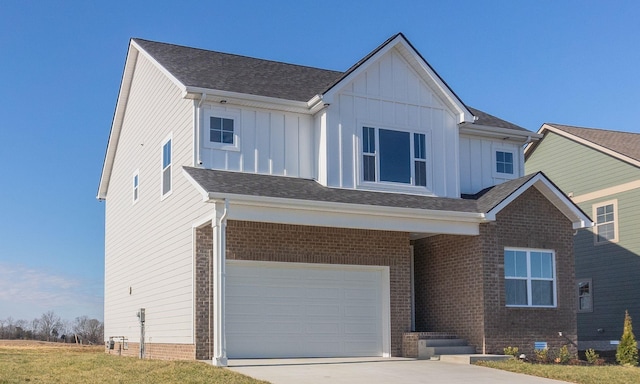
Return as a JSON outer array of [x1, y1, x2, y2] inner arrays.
[[413, 187, 577, 356]]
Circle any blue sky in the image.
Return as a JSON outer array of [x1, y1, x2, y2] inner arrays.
[[0, 0, 638, 322]]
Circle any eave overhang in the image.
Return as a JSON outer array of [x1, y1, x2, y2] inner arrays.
[[459, 123, 543, 143]]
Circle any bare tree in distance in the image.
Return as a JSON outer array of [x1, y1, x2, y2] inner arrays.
[[38, 311, 62, 341], [73, 316, 104, 344]]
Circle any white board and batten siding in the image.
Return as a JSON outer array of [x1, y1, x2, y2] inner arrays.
[[104, 52, 211, 345], [226, 260, 390, 358], [321, 48, 460, 198], [198, 104, 315, 179], [458, 135, 523, 195]]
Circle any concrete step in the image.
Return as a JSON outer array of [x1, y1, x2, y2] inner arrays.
[[439, 354, 514, 364], [419, 345, 477, 359], [420, 338, 469, 347]]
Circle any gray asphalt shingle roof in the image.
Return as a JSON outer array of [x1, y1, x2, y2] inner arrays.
[[183, 166, 541, 214], [133, 37, 526, 131], [545, 123, 640, 163]]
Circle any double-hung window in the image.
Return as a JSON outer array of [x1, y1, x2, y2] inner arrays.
[[577, 278, 593, 312], [161, 137, 172, 197], [361, 126, 427, 187], [594, 200, 618, 244], [504, 248, 556, 307]]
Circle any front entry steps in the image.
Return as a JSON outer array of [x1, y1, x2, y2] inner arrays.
[[418, 338, 475, 359], [402, 332, 513, 364]]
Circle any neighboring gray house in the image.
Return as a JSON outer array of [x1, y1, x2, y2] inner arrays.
[[98, 33, 590, 364], [526, 123, 640, 350]]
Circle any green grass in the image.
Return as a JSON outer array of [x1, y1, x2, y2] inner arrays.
[[0, 341, 268, 384], [476, 359, 640, 384]]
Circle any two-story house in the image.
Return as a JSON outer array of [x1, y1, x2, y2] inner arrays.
[[98, 33, 590, 365], [526, 123, 640, 351]]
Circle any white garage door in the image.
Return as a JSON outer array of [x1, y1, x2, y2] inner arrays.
[[226, 260, 389, 358]]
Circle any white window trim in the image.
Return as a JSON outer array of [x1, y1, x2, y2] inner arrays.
[[492, 147, 517, 179], [132, 169, 140, 204], [203, 108, 241, 151], [577, 278, 593, 313], [356, 122, 433, 195], [593, 199, 619, 245], [504, 247, 557, 308], [161, 133, 173, 200]]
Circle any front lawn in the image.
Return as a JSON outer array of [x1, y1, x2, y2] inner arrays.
[[476, 359, 640, 384], [0, 340, 268, 384]]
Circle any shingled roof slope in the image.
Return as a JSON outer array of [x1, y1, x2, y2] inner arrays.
[[134, 38, 342, 102], [184, 167, 546, 214], [134, 38, 527, 132], [546, 124, 640, 163]]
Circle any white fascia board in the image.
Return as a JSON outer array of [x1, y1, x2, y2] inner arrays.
[[206, 193, 484, 235], [97, 44, 140, 200], [130, 39, 187, 93], [459, 123, 542, 143], [532, 124, 640, 168], [184, 87, 312, 115], [485, 173, 593, 230]]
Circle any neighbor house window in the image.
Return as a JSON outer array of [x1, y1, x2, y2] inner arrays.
[[577, 278, 593, 312], [504, 248, 556, 307], [593, 200, 618, 244], [496, 150, 514, 174], [161, 136, 172, 197], [132, 171, 139, 203], [361, 126, 427, 187]]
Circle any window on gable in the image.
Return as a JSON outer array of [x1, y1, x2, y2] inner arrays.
[[133, 171, 139, 203], [594, 201, 618, 244], [577, 278, 593, 312], [361, 126, 427, 187], [496, 151, 514, 174], [161, 137, 172, 197], [210, 117, 234, 144], [504, 248, 556, 307]]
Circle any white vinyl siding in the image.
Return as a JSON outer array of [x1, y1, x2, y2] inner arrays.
[[226, 261, 389, 358], [319, 48, 456, 197], [199, 105, 313, 178], [459, 136, 522, 194], [104, 52, 211, 345]]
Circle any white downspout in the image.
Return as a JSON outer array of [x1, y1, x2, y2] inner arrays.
[[521, 135, 532, 175], [195, 93, 207, 166], [212, 199, 228, 366]]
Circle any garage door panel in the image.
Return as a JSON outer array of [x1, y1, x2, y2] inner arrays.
[[226, 261, 386, 358]]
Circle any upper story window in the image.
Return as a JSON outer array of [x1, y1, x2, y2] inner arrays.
[[161, 136, 172, 198], [132, 170, 139, 203], [361, 126, 427, 187], [594, 200, 618, 244], [204, 109, 240, 150], [210, 117, 234, 144], [496, 150, 514, 175], [577, 278, 593, 312], [504, 248, 556, 307]]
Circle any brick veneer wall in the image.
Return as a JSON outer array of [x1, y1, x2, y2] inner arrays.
[[213, 220, 413, 357], [413, 234, 485, 352], [413, 187, 577, 356], [106, 342, 195, 360], [483, 187, 577, 356], [194, 225, 213, 360]]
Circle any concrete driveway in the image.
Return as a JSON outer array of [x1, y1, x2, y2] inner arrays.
[[228, 357, 571, 384]]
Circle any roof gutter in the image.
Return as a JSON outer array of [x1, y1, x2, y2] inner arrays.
[[459, 123, 543, 143], [183, 87, 312, 114]]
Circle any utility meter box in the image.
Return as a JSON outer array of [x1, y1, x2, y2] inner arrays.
[[137, 308, 145, 323]]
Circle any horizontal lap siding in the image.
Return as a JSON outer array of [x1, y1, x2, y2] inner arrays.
[[104, 53, 209, 346]]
